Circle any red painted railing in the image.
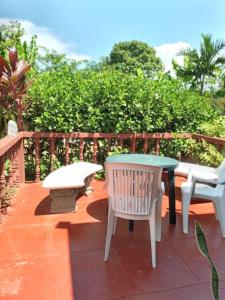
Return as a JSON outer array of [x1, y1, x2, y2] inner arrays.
[[0, 132, 25, 192], [0, 131, 225, 197]]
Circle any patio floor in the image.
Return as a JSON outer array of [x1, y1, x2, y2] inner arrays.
[[1, 177, 225, 300]]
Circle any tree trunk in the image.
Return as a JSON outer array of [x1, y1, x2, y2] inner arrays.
[[16, 100, 24, 131], [17, 112, 24, 131], [200, 75, 205, 95]]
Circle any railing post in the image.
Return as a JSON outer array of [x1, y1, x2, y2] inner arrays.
[[119, 137, 123, 148], [0, 156, 6, 216], [155, 138, 160, 155], [50, 137, 56, 172], [131, 137, 136, 153], [18, 138, 25, 183], [143, 138, 148, 154], [93, 138, 98, 163], [65, 138, 70, 165], [8, 149, 14, 187], [79, 138, 84, 161], [0, 156, 6, 192], [12, 147, 17, 187], [14, 144, 20, 187], [35, 137, 40, 182], [107, 139, 111, 154]]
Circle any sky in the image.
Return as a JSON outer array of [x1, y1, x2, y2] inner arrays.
[[1, 0, 225, 71]]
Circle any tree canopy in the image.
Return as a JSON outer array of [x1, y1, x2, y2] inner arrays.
[[0, 21, 39, 67], [173, 34, 225, 94], [105, 40, 163, 77]]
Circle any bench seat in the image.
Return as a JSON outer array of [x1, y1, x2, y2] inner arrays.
[[43, 162, 103, 213]]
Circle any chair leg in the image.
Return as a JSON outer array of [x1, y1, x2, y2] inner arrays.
[[104, 207, 115, 261], [213, 202, 219, 221], [216, 200, 225, 237], [182, 192, 191, 234], [155, 196, 162, 242], [149, 206, 156, 268], [113, 216, 117, 235]]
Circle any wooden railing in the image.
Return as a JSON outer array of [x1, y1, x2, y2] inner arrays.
[[0, 131, 225, 195], [23, 132, 193, 182], [0, 132, 25, 193]]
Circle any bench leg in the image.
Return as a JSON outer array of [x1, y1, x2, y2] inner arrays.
[[84, 175, 94, 196], [50, 188, 79, 213]]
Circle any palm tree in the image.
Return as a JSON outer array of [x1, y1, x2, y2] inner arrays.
[[173, 34, 225, 94]]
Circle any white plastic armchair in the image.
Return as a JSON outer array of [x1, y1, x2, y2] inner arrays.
[[181, 163, 225, 236], [176, 158, 225, 179], [104, 162, 163, 268]]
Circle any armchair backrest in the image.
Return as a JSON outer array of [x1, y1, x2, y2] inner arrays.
[[215, 158, 225, 183], [105, 162, 162, 216]]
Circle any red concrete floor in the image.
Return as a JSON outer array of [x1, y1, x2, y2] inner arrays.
[[1, 177, 225, 300]]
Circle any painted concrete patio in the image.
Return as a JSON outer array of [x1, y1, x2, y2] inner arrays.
[[1, 177, 225, 300]]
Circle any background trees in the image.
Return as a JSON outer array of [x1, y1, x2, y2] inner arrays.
[[103, 40, 163, 77], [0, 21, 38, 66], [173, 34, 225, 94]]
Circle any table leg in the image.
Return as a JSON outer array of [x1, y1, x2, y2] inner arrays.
[[167, 168, 176, 224], [129, 220, 134, 232]]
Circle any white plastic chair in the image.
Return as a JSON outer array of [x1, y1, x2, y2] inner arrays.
[[104, 162, 163, 268], [181, 164, 225, 236]]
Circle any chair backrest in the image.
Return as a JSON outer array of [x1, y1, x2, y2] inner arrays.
[[216, 158, 225, 183], [105, 162, 162, 216]]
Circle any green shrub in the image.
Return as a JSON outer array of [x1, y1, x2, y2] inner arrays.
[[200, 116, 225, 138], [26, 70, 215, 134]]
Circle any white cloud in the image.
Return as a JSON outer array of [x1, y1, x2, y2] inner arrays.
[[0, 18, 91, 61], [155, 41, 190, 73]]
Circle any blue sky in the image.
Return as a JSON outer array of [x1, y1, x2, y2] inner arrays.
[[1, 0, 225, 70]]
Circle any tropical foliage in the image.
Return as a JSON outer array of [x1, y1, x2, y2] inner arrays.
[[195, 222, 219, 300], [0, 49, 31, 130], [173, 34, 225, 94], [0, 21, 38, 66]]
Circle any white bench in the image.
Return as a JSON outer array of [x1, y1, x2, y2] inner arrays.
[[43, 162, 103, 213]]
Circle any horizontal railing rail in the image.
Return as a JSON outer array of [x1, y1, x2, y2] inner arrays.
[[22, 132, 192, 139], [192, 133, 225, 146]]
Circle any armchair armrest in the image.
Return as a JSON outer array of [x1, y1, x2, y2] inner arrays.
[[185, 171, 219, 199], [187, 169, 218, 183], [192, 175, 218, 188]]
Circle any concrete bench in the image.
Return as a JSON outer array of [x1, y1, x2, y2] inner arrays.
[[43, 162, 103, 213]]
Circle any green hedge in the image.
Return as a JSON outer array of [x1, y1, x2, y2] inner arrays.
[[26, 69, 215, 134]]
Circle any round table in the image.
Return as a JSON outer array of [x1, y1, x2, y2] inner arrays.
[[106, 154, 179, 225]]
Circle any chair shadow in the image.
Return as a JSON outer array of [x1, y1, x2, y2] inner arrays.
[[86, 198, 108, 222]]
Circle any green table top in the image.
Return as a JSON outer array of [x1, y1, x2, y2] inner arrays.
[[106, 154, 178, 169]]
